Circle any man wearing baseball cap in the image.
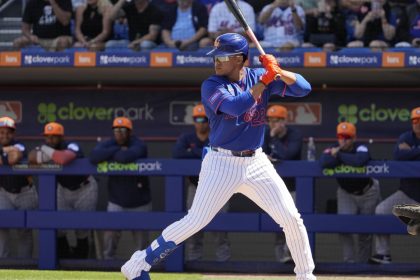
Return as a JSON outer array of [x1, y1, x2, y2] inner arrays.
[[320, 122, 381, 263], [370, 107, 420, 264], [263, 104, 303, 264], [29, 122, 98, 259], [173, 104, 231, 262], [90, 117, 151, 260], [0, 117, 38, 258]]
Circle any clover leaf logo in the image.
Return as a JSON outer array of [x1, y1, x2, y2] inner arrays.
[[97, 162, 108, 173], [323, 168, 335, 176], [338, 104, 358, 124], [38, 103, 57, 123]]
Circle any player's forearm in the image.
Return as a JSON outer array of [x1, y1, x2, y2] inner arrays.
[[41, 145, 76, 165], [90, 146, 119, 163], [283, 73, 311, 97], [219, 90, 256, 117], [394, 147, 420, 160]]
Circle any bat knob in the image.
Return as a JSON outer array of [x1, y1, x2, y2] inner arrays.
[[274, 74, 282, 81]]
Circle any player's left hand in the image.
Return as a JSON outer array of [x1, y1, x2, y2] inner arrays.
[[260, 64, 282, 86]]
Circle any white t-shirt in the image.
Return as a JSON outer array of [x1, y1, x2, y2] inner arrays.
[[208, 0, 255, 33], [260, 5, 305, 47]]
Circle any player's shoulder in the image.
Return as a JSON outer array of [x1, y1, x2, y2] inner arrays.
[[354, 142, 369, 152], [63, 141, 81, 153], [201, 75, 227, 90]]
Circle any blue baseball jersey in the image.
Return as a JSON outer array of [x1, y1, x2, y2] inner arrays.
[[201, 67, 311, 151]]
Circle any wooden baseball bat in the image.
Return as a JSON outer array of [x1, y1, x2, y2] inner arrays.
[[224, 0, 281, 80]]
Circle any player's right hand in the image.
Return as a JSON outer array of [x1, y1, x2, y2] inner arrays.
[[259, 54, 278, 68], [260, 64, 282, 86]]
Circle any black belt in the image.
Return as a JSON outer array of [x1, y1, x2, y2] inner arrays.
[[211, 147, 255, 157]]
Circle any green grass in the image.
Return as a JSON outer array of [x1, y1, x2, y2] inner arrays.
[[0, 270, 417, 280]]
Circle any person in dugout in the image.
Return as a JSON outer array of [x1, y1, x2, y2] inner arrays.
[[90, 117, 151, 259], [0, 116, 38, 258], [28, 122, 98, 258], [319, 122, 381, 263], [173, 103, 231, 262], [262, 104, 303, 264]]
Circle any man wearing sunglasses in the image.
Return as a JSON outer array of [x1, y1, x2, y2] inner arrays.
[[121, 32, 316, 280], [173, 103, 231, 262], [29, 122, 98, 259], [90, 117, 151, 260], [320, 122, 381, 263], [369, 106, 420, 264]]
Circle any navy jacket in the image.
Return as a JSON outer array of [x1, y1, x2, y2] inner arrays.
[[173, 131, 209, 186], [262, 126, 302, 191], [320, 142, 372, 194], [394, 130, 420, 203], [90, 136, 150, 208]]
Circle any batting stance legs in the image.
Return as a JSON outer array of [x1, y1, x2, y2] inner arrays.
[[122, 149, 316, 280]]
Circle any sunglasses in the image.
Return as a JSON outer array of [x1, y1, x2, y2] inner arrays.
[[337, 134, 353, 140], [194, 117, 208, 123], [113, 127, 129, 133], [413, 118, 420, 124], [213, 55, 242, 63]]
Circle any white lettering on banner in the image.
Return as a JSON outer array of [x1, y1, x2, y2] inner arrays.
[[408, 56, 420, 66], [79, 56, 92, 63], [5, 55, 17, 63], [330, 55, 378, 65], [386, 56, 400, 64], [99, 55, 147, 65], [23, 55, 70, 64], [156, 56, 168, 64], [309, 56, 321, 64], [138, 161, 162, 172], [252, 56, 301, 66], [176, 55, 213, 65], [366, 163, 390, 175]]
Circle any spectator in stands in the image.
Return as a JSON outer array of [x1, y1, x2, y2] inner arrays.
[[369, 107, 420, 264], [304, 0, 347, 51], [320, 122, 381, 263], [399, 0, 420, 47], [13, 0, 73, 51], [257, 0, 305, 50], [106, 0, 163, 50], [74, 0, 114, 51], [0, 117, 38, 259], [340, 0, 364, 45], [161, 0, 208, 51], [173, 104, 231, 262], [262, 105, 302, 264], [90, 117, 151, 260], [199, 0, 255, 47], [28, 122, 98, 259], [351, 0, 397, 49]]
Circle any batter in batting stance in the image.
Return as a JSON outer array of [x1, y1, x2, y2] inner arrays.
[[121, 33, 316, 280]]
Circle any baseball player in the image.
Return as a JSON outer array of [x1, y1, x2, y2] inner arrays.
[[319, 122, 381, 263], [121, 33, 316, 280], [90, 117, 151, 260], [173, 104, 230, 262], [369, 107, 420, 264], [0, 116, 38, 258], [28, 122, 98, 258], [263, 104, 303, 263]]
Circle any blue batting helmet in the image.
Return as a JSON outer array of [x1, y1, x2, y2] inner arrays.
[[206, 33, 249, 57]]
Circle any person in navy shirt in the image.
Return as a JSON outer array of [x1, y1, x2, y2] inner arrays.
[[121, 33, 316, 280], [263, 104, 302, 264], [370, 107, 420, 264], [90, 117, 151, 260], [0, 117, 38, 259], [28, 122, 98, 259], [173, 103, 231, 262], [320, 122, 381, 263]]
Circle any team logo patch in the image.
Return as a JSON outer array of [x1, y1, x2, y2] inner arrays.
[[47, 125, 53, 131]]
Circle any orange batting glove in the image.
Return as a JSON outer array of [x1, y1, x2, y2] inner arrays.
[[259, 54, 279, 68], [260, 64, 282, 86]]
